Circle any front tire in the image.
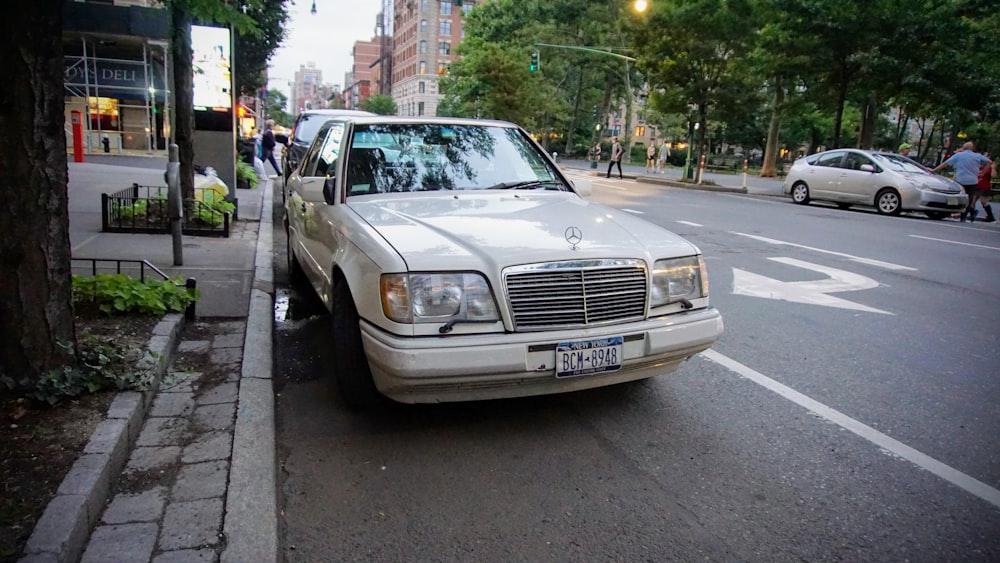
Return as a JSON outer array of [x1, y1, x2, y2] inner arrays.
[[791, 182, 810, 204], [875, 188, 902, 215], [330, 279, 382, 409]]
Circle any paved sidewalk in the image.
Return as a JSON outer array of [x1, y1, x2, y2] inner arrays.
[[21, 163, 277, 563]]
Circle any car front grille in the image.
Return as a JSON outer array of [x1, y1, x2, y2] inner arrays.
[[504, 259, 648, 331]]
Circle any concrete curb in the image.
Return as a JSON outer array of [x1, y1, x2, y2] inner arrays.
[[21, 314, 184, 563], [221, 177, 278, 563], [571, 167, 749, 194]]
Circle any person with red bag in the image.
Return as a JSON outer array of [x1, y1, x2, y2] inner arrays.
[[975, 155, 996, 223]]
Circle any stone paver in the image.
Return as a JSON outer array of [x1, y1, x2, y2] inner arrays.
[[79, 318, 246, 563], [150, 392, 196, 417], [192, 403, 236, 431], [80, 523, 158, 563], [158, 498, 225, 550], [126, 446, 181, 472], [211, 333, 244, 349], [171, 460, 229, 501], [101, 487, 167, 524], [182, 431, 232, 464], [196, 382, 238, 405]]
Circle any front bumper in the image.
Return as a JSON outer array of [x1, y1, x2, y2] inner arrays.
[[360, 308, 724, 403], [905, 189, 968, 212]]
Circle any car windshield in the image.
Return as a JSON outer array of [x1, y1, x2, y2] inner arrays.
[[343, 123, 566, 196], [293, 114, 331, 145], [871, 152, 928, 174]]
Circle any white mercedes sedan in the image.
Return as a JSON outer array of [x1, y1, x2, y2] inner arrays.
[[284, 116, 723, 407]]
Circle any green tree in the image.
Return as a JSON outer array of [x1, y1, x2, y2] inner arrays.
[[359, 94, 398, 116], [263, 88, 291, 126], [234, 0, 290, 96], [628, 0, 759, 173]]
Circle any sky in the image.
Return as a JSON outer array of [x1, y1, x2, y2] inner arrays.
[[266, 0, 384, 111]]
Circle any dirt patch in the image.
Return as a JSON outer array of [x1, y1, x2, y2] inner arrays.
[[0, 314, 159, 562]]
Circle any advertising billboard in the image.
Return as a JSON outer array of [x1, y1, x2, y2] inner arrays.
[[191, 25, 232, 111]]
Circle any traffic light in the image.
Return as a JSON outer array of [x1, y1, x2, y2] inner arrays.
[[530, 51, 540, 72]]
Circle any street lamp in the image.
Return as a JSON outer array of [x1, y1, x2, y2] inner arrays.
[[633, 0, 649, 12]]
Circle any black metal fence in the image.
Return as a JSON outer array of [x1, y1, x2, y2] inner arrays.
[[71, 257, 197, 320], [101, 184, 231, 237]]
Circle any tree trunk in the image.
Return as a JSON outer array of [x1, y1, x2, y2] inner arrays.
[[858, 96, 877, 150], [172, 7, 196, 202], [564, 71, 584, 156], [0, 0, 77, 389], [760, 77, 785, 178]]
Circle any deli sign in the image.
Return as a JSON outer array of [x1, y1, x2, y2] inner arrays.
[[65, 59, 165, 96]]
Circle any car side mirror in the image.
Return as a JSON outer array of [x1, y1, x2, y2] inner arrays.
[[323, 176, 336, 205], [860, 164, 875, 173], [274, 133, 289, 146]]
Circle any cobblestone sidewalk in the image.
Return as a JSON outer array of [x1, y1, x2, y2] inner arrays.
[[79, 319, 247, 563]]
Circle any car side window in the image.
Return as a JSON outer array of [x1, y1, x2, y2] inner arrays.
[[815, 151, 844, 168], [298, 123, 333, 177], [313, 123, 345, 178], [841, 153, 872, 171]]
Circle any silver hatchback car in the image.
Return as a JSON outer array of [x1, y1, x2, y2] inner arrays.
[[782, 148, 968, 219]]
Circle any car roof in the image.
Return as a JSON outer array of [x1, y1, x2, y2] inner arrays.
[[296, 109, 376, 118], [332, 115, 520, 128]]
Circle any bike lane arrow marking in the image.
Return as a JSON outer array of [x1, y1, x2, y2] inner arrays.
[[732, 257, 892, 315]]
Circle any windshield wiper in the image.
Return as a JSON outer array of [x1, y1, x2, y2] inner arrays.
[[487, 180, 564, 190]]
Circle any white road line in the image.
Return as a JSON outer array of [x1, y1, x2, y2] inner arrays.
[[700, 349, 1000, 509], [731, 232, 917, 271], [622, 208, 644, 214], [677, 220, 703, 227], [909, 235, 1000, 251]]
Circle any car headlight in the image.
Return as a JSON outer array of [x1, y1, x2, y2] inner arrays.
[[649, 256, 708, 308], [380, 273, 500, 324]]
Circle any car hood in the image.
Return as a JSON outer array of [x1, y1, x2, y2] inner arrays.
[[348, 192, 699, 271], [903, 171, 963, 192]]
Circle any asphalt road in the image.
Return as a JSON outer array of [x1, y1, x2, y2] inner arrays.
[[271, 173, 1000, 562]]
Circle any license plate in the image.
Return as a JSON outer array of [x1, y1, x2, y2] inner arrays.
[[947, 197, 957, 205], [556, 336, 623, 378]]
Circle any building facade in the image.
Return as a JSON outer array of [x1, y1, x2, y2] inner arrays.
[[62, 0, 171, 153], [391, 0, 478, 117], [291, 62, 323, 113], [342, 38, 381, 109]]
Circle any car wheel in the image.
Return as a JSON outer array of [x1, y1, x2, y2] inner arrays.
[[330, 279, 382, 408], [875, 188, 902, 215], [836, 203, 852, 210], [925, 211, 948, 220], [791, 182, 810, 204]]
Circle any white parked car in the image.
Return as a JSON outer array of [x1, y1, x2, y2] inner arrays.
[[782, 148, 968, 218], [284, 116, 723, 406]]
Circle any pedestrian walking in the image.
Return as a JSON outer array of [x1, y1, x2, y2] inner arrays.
[[606, 136, 624, 179], [974, 155, 996, 223], [592, 142, 602, 162], [261, 119, 282, 177], [658, 141, 670, 173], [930, 141, 993, 222], [645, 143, 656, 174], [898, 143, 913, 158]]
